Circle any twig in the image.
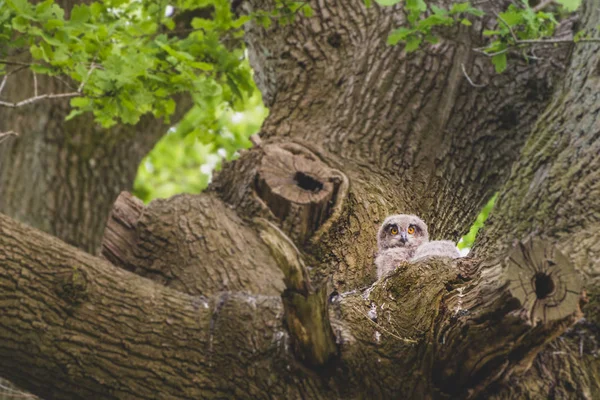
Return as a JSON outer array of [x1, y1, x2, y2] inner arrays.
[[0, 130, 19, 144], [494, 11, 518, 43], [0, 65, 29, 96], [0, 381, 38, 398], [352, 306, 418, 345], [0, 74, 8, 96], [33, 71, 38, 98], [0, 59, 33, 67], [474, 37, 600, 59], [78, 65, 96, 92], [0, 92, 82, 108], [533, 0, 556, 12], [461, 63, 487, 88], [0, 63, 97, 108]]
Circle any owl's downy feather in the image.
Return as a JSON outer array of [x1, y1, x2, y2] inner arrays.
[[411, 240, 460, 261], [375, 247, 413, 278]]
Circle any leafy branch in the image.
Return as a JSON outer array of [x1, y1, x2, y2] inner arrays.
[[371, 0, 589, 73]]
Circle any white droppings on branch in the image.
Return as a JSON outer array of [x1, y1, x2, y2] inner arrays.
[[453, 286, 465, 316], [368, 303, 378, 321]]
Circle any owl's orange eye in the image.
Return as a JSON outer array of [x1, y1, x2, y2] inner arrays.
[[390, 227, 398, 235], [407, 226, 415, 235]]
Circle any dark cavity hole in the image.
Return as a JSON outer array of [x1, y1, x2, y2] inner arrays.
[[534, 272, 555, 299], [294, 172, 323, 193], [327, 33, 342, 48]]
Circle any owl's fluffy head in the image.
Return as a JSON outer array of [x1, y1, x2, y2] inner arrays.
[[377, 214, 429, 251]]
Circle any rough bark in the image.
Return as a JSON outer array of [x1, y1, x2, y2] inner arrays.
[[233, 0, 570, 290], [471, 2, 600, 398], [0, 213, 583, 399], [101, 192, 284, 296], [0, 65, 189, 254], [0, 0, 597, 399]]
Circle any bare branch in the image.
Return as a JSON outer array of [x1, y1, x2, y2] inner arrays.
[[0, 92, 81, 108], [533, 0, 556, 12], [0, 131, 19, 144], [0, 63, 97, 108], [0, 65, 28, 96], [0, 60, 32, 67], [461, 63, 487, 88], [0, 74, 8, 96], [494, 11, 518, 43], [78, 63, 97, 92], [33, 71, 38, 98], [474, 37, 600, 59]]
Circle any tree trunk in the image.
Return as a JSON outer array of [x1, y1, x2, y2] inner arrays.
[[0, 68, 186, 254], [0, 0, 597, 399]]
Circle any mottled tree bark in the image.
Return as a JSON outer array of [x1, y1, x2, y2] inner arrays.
[[0, 0, 597, 399]]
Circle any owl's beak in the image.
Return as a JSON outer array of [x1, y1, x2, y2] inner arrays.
[[400, 231, 408, 244]]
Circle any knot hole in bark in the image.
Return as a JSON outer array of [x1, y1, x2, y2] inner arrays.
[[294, 171, 323, 193], [256, 144, 345, 244], [534, 272, 555, 299], [55, 267, 90, 307], [505, 237, 582, 324]]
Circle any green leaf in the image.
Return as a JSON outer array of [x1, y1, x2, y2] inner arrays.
[[450, 2, 471, 13], [30, 44, 44, 60], [302, 5, 314, 17], [498, 10, 522, 27], [70, 97, 90, 108], [190, 61, 214, 71], [387, 27, 413, 45], [70, 5, 90, 24], [424, 34, 439, 44], [492, 52, 507, 73], [483, 30, 500, 36], [461, 18, 472, 26], [404, 35, 422, 52], [430, 5, 447, 15], [375, 0, 402, 5], [555, 0, 581, 11]]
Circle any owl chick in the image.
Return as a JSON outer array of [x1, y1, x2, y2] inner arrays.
[[411, 240, 460, 262], [375, 214, 428, 279]]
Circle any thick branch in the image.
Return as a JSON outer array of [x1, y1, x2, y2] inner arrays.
[[433, 238, 583, 398], [2, 212, 582, 399], [256, 218, 338, 366], [0, 213, 298, 399], [101, 192, 285, 296]]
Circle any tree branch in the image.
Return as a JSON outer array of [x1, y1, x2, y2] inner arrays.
[[256, 218, 338, 367], [0, 211, 585, 399], [0, 131, 19, 144], [0, 64, 97, 108]]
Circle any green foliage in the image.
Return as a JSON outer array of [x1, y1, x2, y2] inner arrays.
[[374, 0, 583, 72], [0, 0, 309, 126], [381, 1, 483, 50], [458, 194, 496, 250], [556, 0, 581, 12], [0, 0, 311, 202], [133, 75, 267, 202], [1, 0, 256, 127]]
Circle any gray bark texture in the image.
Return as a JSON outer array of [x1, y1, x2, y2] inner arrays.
[[0, 0, 598, 399]]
